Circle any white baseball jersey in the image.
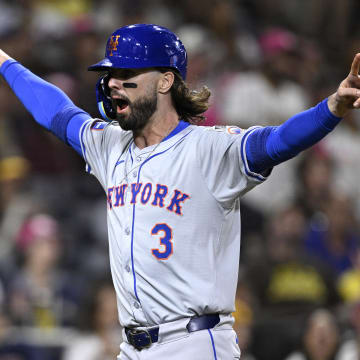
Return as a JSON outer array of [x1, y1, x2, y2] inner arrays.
[[79, 119, 268, 328]]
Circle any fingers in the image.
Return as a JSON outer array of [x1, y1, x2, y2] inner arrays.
[[354, 98, 360, 108], [349, 53, 360, 76], [338, 87, 360, 98], [337, 87, 360, 108]]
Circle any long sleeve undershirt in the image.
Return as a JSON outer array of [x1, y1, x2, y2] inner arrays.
[[0, 59, 90, 155], [0, 59, 342, 170], [245, 99, 342, 174]]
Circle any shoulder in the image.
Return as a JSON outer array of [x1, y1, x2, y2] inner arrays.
[[83, 119, 132, 141], [80, 119, 133, 159], [192, 124, 246, 140], [192, 124, 260, 146], [198, 124, 245, 135]]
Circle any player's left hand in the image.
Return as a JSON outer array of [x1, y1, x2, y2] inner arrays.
[[328, 53, 360, 118], [0, 49, 12, 67]]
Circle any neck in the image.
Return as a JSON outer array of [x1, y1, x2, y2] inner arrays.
[[134, 107, 180, 149]]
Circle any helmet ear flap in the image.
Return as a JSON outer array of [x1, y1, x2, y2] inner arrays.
[[96, 74, 116, 121]]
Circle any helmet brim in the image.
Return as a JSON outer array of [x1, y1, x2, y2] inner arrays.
[[88, 57, 186, 79], [88, 58, 114, 71]]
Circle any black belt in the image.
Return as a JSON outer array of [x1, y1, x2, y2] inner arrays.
[[125, 313, 220, 351]]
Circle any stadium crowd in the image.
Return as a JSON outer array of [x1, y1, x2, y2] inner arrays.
[[0, 0, 360, 359]]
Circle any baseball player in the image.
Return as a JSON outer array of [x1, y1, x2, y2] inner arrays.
[[1, 24, 360, 359]]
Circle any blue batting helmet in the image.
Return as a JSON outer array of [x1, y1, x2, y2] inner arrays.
[[88, 24, 187, 80]]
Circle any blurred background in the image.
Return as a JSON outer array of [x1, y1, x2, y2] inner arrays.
[[0, 0, 360, 359]]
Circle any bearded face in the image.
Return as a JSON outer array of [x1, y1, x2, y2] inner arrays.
[[111, 82, 158, 132]]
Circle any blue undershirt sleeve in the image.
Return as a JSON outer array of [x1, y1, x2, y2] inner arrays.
[[0, 59, 91, 155], [246, 99, 342, 173]]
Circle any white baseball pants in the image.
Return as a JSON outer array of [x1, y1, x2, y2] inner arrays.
[[118, 315, 241, 360]]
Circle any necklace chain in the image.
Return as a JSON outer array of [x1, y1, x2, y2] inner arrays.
[[123, 139, 163, 183]]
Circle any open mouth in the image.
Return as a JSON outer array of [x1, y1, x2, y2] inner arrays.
[[115, 98, 129, 113]]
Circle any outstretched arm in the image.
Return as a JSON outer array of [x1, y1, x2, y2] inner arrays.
[[0, 50, 91, 155], [246, 53, 360, 174]]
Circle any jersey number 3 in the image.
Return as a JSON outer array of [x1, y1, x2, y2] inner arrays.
[[151, 223, 173, 260]]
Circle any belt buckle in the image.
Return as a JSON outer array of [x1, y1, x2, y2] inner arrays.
[[128, 329, 152, 351]]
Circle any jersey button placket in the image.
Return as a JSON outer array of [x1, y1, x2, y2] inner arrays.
[[127, 161, 146, 323], [133, 301, 140, 309]]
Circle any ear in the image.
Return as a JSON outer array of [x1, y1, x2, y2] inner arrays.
[[158, 71, 175, 94]]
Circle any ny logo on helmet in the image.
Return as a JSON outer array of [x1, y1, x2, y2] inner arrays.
[[108, 35, 120, 56]]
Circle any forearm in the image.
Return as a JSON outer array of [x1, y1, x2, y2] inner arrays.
[[0, 59, 90, 154], [246, 99, 342, 173], [1, 60, 77, 131]]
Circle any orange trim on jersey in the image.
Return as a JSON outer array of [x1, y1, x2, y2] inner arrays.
[[151, 223, 173, 260], [107, 186, 114, 210], [140, 182, 152, 205], [166, 189, 190, 216], [130, 183, 143, 204], [114, 184, 128, 207], [151, 184, 169, 208]]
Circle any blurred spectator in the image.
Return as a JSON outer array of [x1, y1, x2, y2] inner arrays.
[[233, 276, 257, 360], [142, 0, 181, 30], [0, 8, 33, 69], [8, 214, 81, 328], [176, 24, 223, 87], [337, 301, 360, 360], [285, 309, 341, 360], [176, 23, 225, 126], [239, 200, 266, 266], [247, 206, 339, 360], [219, 28, 310, 214], [0, 78, 29, 219], [323, 111, 360, 220], [337, 247, 360, 304], [0, 300, 41, 360], [30, 0, 93, 43], [0, 76, 31, 269], [252, 0, 351, 54], [219, 27, 309, 128], [304, 194, 360, 276], [68, 24, 112, 117], [295, 147, 334, 221], [63, 279, 121, 360]]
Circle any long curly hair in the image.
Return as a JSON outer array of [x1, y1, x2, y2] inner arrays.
[[158, 68, 211, 124]]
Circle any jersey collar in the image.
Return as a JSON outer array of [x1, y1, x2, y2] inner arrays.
[[131, 120, 192, 155], [162, 120, 190, 142]]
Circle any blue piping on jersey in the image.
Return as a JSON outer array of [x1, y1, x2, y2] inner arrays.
[[129, 144, 134, 164], [80, 120, 92, 174], [208, 329, 218, 360], [130, 129, 194, 303], [163, 120, 190, 142], [115, 160, 125, 167], [131, 198, 139, 302], [240, 128, 267, 182]]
